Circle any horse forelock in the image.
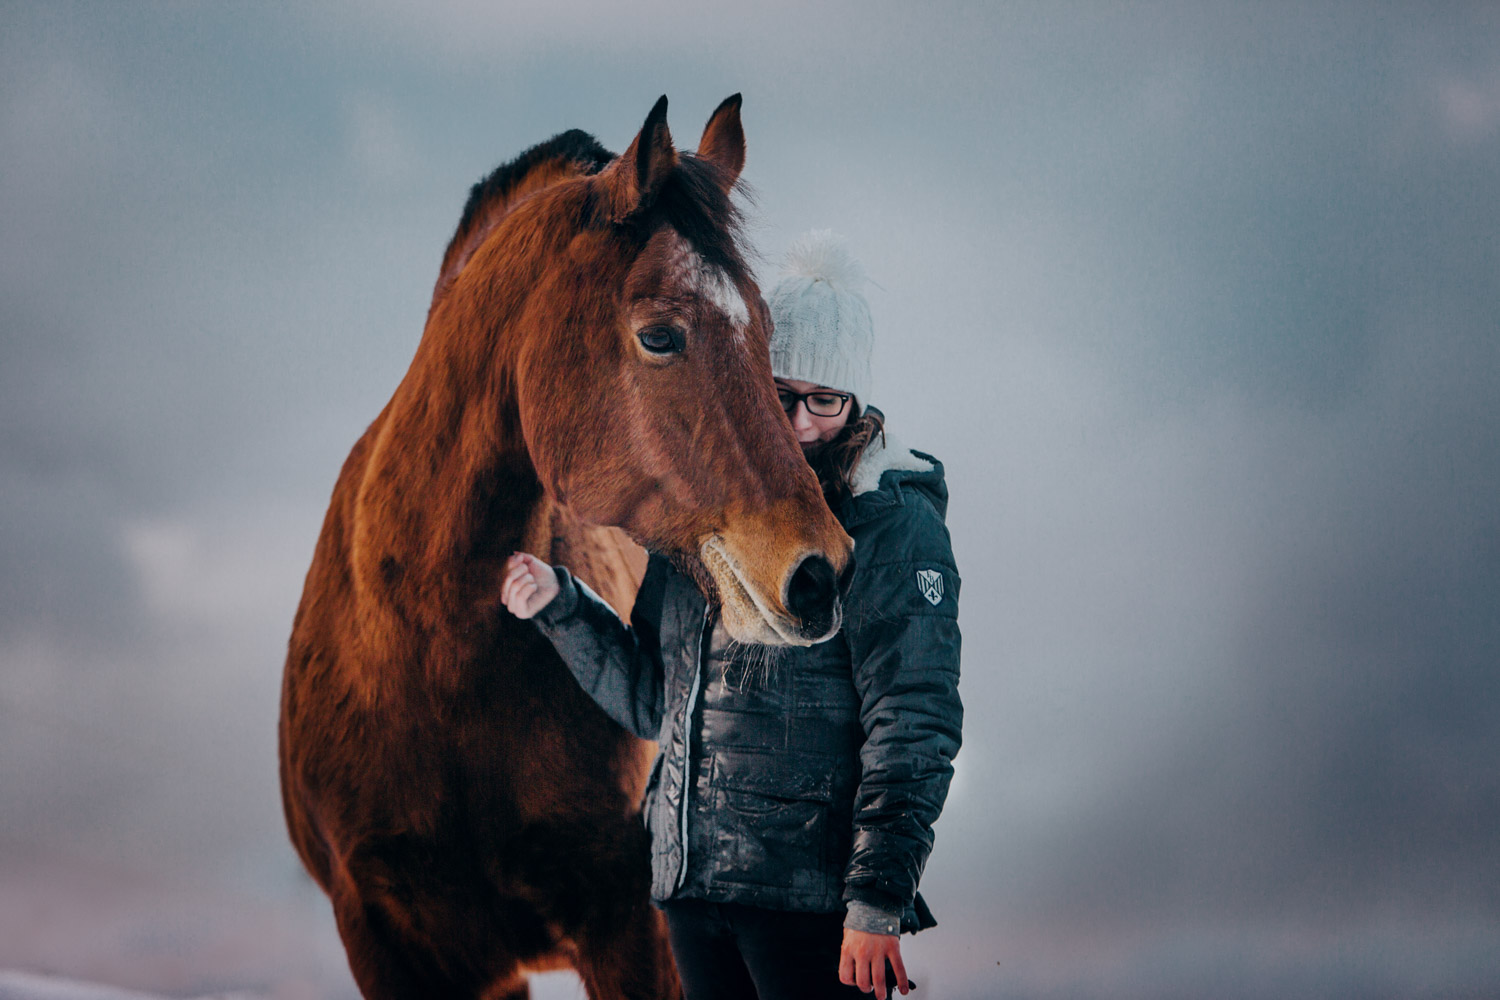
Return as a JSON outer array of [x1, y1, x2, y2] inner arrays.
[[625, 153, 753, 293]]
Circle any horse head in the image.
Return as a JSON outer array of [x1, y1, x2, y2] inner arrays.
[[497, 96, 854, 645]]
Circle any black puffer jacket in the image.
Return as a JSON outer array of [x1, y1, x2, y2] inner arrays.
[[533, 431, 962, 931]]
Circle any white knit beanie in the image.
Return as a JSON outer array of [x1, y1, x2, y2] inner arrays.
[[766, 230, 874, 401]]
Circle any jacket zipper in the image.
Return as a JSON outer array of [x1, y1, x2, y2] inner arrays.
[[675, 603, 710, 890]]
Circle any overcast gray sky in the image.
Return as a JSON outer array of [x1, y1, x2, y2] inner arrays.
[[2, 3, 1498, 998]]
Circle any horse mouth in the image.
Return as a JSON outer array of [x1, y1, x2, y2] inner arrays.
[[700, 536, 839, 647]]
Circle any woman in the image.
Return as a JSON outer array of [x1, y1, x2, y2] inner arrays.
[[502, 231, 962, 1000]]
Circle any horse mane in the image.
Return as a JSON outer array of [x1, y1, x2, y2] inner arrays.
[[431, 129, 615, 309], [432, 128, 755, 312]]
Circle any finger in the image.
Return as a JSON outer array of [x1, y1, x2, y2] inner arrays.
[[839, 944, 857, 986], [502, 572, 532, 608], [873, 957, 887, 1000], [856, 956, 873, 994], [504, 569, 536, 608], [890, 952, 910, 995]]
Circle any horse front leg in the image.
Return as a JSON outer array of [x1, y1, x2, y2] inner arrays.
[[573, 898, 681, 1000], [331, 883, 472, 1000], [514, 813, 680, 1000]]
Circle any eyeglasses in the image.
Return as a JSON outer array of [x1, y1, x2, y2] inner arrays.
[[777, 387, 852, 418]]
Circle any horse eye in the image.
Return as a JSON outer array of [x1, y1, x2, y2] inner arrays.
[[638, 326, 684, 355]]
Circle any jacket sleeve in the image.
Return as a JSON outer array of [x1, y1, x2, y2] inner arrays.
[[530, 556, 669, 741], [841, 494, 964, 918]]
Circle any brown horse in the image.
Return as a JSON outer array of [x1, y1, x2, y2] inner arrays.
[[279, 96, 854, 1000]]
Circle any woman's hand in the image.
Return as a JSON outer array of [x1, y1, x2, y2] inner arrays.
[[839, 928, 910, 998], [501, 552, 560, 619]]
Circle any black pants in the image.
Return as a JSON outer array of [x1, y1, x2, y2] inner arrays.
[[661, 899, 868, 1000]]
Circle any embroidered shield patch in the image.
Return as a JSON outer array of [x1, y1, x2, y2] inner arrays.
[[916, 568, 944, 606]]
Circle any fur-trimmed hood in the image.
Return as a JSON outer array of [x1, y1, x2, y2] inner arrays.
[[843, 421, 948, 526]]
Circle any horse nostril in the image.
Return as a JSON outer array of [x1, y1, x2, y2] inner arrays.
[[786, 554, 838, 634]]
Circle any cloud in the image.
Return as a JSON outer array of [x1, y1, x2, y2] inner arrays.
[[302, 0, 868, 61], [1436, 73, 1500, 144], [119, 511, 309, 632], [343, 95, 424, 190], [3, 3, 1500, 997]]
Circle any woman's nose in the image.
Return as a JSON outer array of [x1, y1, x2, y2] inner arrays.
[[790, 402, 813, 430]]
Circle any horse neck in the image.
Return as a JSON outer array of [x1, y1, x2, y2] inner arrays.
[[359, 284, 541, 621]]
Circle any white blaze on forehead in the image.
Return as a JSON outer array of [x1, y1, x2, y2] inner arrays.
[[695, 263, 751, 328], [667, 233, 751, 330]]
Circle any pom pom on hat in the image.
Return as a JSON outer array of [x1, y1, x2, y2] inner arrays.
[[782, 229, 868, 290], [766, 230, 874, 402]]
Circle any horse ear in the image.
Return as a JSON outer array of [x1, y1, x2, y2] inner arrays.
[[696, 93, 745, 190], [603, 95, 677, 220]]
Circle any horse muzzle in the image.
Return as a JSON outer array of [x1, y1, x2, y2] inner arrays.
[[701, 537, 853, 647]]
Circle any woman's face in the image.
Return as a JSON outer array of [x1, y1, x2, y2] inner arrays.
[[775, 378, 853, 449]]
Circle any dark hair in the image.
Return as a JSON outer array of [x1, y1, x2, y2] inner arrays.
[[806, 401, 885, 509]]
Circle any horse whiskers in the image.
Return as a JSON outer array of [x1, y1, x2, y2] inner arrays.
[[719, 636, 788, 692]]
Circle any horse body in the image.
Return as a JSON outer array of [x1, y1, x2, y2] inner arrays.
[[280, 97, 852, 1000]]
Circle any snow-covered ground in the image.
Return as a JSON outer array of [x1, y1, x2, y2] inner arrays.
[[0, 848, 588, 1000], [0, 972, 587, 1000], [0, 970, 254, 1000], [0, 848, 350, 999]]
